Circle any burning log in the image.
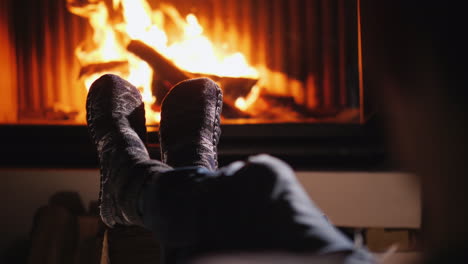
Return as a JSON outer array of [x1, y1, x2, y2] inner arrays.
[[79, 61, 128, 78], [127, 40, 258, 118], [222, 100, 252, 119], [127, 40, 189, 85], [192, 73, 258, 105], [127, 40, 190, 106]]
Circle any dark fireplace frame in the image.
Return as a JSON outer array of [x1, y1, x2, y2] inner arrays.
[[0, 118, 390, 170]]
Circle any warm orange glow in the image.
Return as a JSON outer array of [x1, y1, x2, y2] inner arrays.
[[235, 85, 261, 111], [67, 0, 258, 124]]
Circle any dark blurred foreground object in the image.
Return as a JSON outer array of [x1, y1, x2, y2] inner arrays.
[[27, 194, 104, 264], [26, 193, 161, 264], [105, 226, 161, 264], [28, 206, 78, 264]]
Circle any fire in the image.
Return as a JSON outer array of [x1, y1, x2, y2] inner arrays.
[[67, 0, 258, 124], [235, 85, 261, 112]]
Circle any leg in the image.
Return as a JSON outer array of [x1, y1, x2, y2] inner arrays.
[[140, 154, 367, 262], [144, 78, 370, 262], [86, 74, 172, 227], [86, 75, 222, 229], [87, 75, 373, 263]]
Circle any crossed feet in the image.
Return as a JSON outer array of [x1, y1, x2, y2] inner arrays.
[[86, 74, 223, 227]]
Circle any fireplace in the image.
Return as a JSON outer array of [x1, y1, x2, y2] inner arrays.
[[0, 0, 386, 169]]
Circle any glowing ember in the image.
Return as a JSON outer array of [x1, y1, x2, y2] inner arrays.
[[67, 0, 258, 124], [235, 85, 261, 112]]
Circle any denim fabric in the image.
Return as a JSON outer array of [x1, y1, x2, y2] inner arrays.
[[140, 154, 374, 263]]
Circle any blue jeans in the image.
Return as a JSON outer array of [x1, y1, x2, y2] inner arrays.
[[140, 154, 374, 263]]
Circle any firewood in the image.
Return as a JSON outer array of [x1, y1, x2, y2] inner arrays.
[[127, 40, 190, 86], [79, 61, 128, 78], [222, 99, 252, 119], [127, 40, 259, 108], [191, 74, 258, 105], [221, 77, 258, 101]]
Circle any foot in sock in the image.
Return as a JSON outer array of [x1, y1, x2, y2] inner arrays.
[[86, 74, 150, 227], [159, 78, 223, 171]]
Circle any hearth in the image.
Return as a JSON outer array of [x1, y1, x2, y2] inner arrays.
[[1, 0, 365, 124], [0, 0, 387, 169]]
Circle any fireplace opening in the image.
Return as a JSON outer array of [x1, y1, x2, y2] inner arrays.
[[0, 0, 364, 125]]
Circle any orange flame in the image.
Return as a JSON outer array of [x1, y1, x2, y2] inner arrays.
[[67, 0, 258, 124]]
